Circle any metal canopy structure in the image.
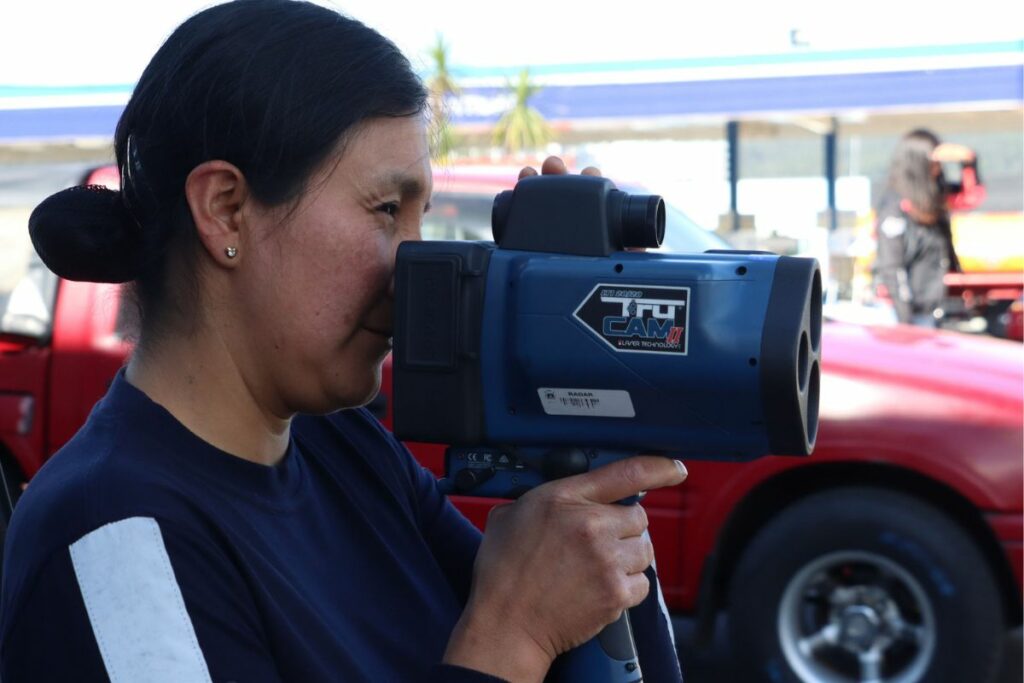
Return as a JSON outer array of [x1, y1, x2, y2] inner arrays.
[[452, 65, 1021, 126], [1, 41, 1020, 142]]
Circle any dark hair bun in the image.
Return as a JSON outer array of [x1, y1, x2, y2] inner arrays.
[[28, 185, 143, 283]]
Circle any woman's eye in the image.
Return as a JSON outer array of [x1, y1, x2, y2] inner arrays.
[[377, 202, 399, 217]]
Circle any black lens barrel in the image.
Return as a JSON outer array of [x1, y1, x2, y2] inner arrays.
[[617, 192, 665, 249], [492, 176, 665, 256]]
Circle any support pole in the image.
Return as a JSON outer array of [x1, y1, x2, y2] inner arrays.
[[727, 120, 740, 232], [824, 117, 838, 232]]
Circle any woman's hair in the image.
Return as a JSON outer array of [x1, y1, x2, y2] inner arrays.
[[30, 0, 426, 344], [885, 128, 946, 220]]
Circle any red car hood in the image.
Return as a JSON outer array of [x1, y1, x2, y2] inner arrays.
[[821, 319, 1023, 417], [805, 320, 1022, 511]]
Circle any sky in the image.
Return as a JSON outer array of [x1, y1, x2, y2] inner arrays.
[[1, 0, 1021, 86]]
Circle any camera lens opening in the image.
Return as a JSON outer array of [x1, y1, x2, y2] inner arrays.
[[621, 195, 665, 249], [806, 361, 820, 446], [810, 269, 822, 353], [798, 331, 809, 392]]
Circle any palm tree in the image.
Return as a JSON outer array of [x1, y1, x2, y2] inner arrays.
[[493, 68, 552, 155], [426, 34, 460, 162]]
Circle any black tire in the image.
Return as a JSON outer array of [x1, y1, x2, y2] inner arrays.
[[727, 487, 1005, 683], [985, 300, 1013, 339]]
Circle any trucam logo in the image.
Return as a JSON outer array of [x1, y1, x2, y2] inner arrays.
[[600, 292, 686, 345], [574, 284, 690, 355]]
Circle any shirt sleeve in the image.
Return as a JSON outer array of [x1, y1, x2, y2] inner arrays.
[[873, 204, 914, 323], [1, 516, 283, 683]]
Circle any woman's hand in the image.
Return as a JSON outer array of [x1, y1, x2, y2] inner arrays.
[[517, 155, 602, 180], [444, 456, 688, 682]]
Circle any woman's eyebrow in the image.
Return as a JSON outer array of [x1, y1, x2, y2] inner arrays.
[[377, 171, 430, 200]]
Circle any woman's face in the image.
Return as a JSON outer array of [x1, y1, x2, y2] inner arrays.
[[235, 116, 432, 416]]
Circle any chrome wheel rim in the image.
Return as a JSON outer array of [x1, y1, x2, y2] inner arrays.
[[777, 550, 936, 683]]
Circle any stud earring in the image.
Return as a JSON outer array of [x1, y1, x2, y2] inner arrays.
[[225, 246, 238, 259]]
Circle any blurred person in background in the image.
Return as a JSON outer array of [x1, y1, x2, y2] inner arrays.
[[873, 128, 982, 327]]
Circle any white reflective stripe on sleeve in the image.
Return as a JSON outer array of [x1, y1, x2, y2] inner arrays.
[[69, 517, 213, 683]]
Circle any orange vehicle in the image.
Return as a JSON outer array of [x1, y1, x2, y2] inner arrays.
[[946, 211, 1024, 339]]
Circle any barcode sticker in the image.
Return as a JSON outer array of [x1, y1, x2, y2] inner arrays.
[[537, 388, 635, 418]]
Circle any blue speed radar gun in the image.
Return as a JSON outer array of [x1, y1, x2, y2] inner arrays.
[[392, 174, 821, 683]]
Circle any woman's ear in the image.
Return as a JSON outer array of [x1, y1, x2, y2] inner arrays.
[[184, 160, 248, 267]]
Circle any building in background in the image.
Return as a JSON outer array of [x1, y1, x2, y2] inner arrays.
[[2, 40, 1022, 326]]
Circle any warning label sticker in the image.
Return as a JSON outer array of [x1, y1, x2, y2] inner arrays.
[[573, 284, 690, 355], [537, 388, 636, 418]]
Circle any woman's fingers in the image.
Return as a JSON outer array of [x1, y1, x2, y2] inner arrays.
[[555, 456, 687, 505], [463, 458, 685, 660], [617, 533, 656, 575], [623, 570, 652, 607], [518, 166, 538, 180], [540, 156, 567, 175], [597, 501, 649, 540], [517, 157, 602, 180]]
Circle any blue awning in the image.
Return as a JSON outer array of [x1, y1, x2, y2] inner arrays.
[[454, 65, 1023, 123], [0, 105, 123, 141], [1, 64, 1020, 141]]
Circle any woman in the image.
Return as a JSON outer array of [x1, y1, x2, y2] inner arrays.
[[0, 1, 686, 682], [873, 128, 977, 327]]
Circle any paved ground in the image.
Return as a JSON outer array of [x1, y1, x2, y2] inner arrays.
[[672, 616, 1022, 682]]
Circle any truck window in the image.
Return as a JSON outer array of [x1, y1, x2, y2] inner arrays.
[[0, 253, 58, 341]]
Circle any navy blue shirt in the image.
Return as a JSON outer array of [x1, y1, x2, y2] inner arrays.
[[1, 372, 682, 682]]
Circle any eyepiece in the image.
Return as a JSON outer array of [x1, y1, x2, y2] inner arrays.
[[492, 190, 514, 244], [490, 175, 667, 256], [620, 194, 665, 249]]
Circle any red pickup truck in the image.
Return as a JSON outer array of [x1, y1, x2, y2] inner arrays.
[[1, 166, 1021, 683]]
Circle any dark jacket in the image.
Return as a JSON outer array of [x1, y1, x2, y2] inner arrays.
[[874, 192, 960, 323]]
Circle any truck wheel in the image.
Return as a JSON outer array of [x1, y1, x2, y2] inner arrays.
[[985, 300, 1013, 338], [727, 487, 1005, 683]]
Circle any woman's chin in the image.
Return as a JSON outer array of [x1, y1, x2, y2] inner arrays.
[[282, 366, 381, 416], [331, 370, 383, 414]]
